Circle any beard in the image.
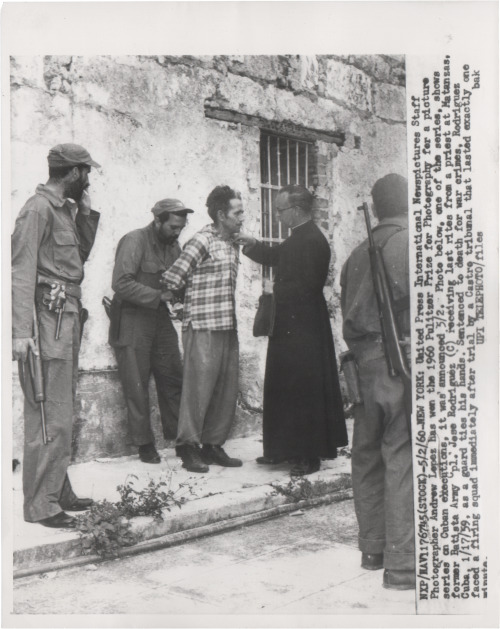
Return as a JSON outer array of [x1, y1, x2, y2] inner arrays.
[[162, 234, 178, 245], [66, 177, 88, 202]]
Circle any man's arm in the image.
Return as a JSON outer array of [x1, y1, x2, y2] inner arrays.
[[162, 233, 209, 291], [11, 204, 46, 360], [75, 191, 100, 263], [111, 231, 167, 308], [238, 235, 281, 268]]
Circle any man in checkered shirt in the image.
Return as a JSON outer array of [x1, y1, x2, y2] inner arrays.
[[162, 185, 244, 473]]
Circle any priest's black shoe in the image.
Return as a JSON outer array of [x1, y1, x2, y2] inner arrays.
[[176, 444, 209, 473], [290, 457, 321, 476], [61, 498, 94, 512], [38, 512, 77, 529], [139, 443, 161, 464], [201, 445, 242, 467], [256, 456, 285, 465]]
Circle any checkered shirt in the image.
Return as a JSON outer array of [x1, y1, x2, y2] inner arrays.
[[162, 224, 240, 331]]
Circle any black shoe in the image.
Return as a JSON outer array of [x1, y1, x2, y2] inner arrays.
[[290, 457, 320, 476], [361, 553, 383, 570], [176, 444, 209, 473], [383, 569, 416, 590], [38, 512, 77, 529], [139, 443, 161, 464], [256, 456, 285, 465], [61, 498, 94, 512], [201, 445, 242, 467]]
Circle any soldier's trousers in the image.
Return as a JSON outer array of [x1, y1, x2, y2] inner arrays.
[[114, 310, 182, 446], [22, 309, 80, 522], [351, 353, 415, 571]]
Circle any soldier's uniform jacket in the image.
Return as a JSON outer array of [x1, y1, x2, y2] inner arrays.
[[340, 214, 409, 357], [11, 184, 100, 351]]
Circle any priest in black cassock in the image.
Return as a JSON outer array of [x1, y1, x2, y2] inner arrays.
[[237, 185, 347, 475]]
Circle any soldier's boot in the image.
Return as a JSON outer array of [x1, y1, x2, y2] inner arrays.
[[176, 444, 209, 473]]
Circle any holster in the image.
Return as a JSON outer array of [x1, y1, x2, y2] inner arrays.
[[339, 350, 363, 405], [108, 296, 123, 346]]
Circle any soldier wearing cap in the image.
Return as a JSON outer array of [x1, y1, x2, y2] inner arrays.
[[110, 199, 193, 463], [12, 143, 101, 529], [340, 173, 414, 590]]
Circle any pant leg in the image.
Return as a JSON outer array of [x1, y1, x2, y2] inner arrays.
[[379, 375, 415, 570], [351, 399, 386, 555], [115, 345, 155, 446], [176, 326, 223, 446], [151, 312, 182, 441], [22, 310, 77, 522], [357, 356, 415, 570], [201, 330, 239, 445], [60, 316, 82, 508]]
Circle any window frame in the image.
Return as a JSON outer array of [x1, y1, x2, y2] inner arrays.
[[259, 131, 316, 279]]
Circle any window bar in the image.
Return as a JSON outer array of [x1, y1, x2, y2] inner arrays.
[[277, 137, 281, 188], [277, 139, 282, 240], [286, 138, 290, 186], [267, 135, 272, 244], [295, 143, 299, 184], [305, 144, 309, 187]]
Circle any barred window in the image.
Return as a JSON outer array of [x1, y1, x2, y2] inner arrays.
[[259, 131, 315, 279]]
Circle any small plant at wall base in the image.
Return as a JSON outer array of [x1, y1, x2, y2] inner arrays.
[[75, 472, 198, 558], [271, 473, 352, 504], [76, 500, 136, 558], [117, 474, 198, 521]]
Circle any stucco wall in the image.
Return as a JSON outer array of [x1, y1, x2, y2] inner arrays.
[[10, 55, 407, 462]]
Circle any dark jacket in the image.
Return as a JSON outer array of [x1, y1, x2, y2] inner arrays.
[[110, 223, 181, 347], [244, 220, 347, 459]]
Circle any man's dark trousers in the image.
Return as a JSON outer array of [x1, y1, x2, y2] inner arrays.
[[351, 351, 415, 571], [115, 306, 182, 445]]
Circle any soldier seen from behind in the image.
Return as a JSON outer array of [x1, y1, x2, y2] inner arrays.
[[340, 174, 414, 590]]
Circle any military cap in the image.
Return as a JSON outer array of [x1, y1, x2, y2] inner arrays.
[[47, 143, 101, 169], [151, 199, 194, 216]]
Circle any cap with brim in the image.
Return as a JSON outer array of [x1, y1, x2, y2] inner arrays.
[[151, 199, 194, 217], [47, 143, 101, 169]]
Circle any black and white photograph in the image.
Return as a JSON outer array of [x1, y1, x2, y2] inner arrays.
[[2, 2, 498, 626]]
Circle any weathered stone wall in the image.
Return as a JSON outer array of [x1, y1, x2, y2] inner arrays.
[[10, 55, 406, 462]]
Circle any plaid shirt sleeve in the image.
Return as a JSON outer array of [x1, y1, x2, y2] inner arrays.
[[161, 233, 209, 290]]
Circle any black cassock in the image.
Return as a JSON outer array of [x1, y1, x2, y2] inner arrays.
[[244, 220, 347, 460]]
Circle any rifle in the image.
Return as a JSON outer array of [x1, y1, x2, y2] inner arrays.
[[359, 202, 412, 434], [26, 304, 52, 444]]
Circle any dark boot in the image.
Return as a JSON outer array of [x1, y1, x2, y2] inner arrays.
[[383, 569, 416, 590], [138, 443, 161, 464], [361, 553, 383, 570], [38, 512, 77, 529], [201, 445, 242, 467], [60, 498, 94, 511], [256, 456, 286, 465], [290, 457, 320, 476], [176, 444, 209, 473]]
